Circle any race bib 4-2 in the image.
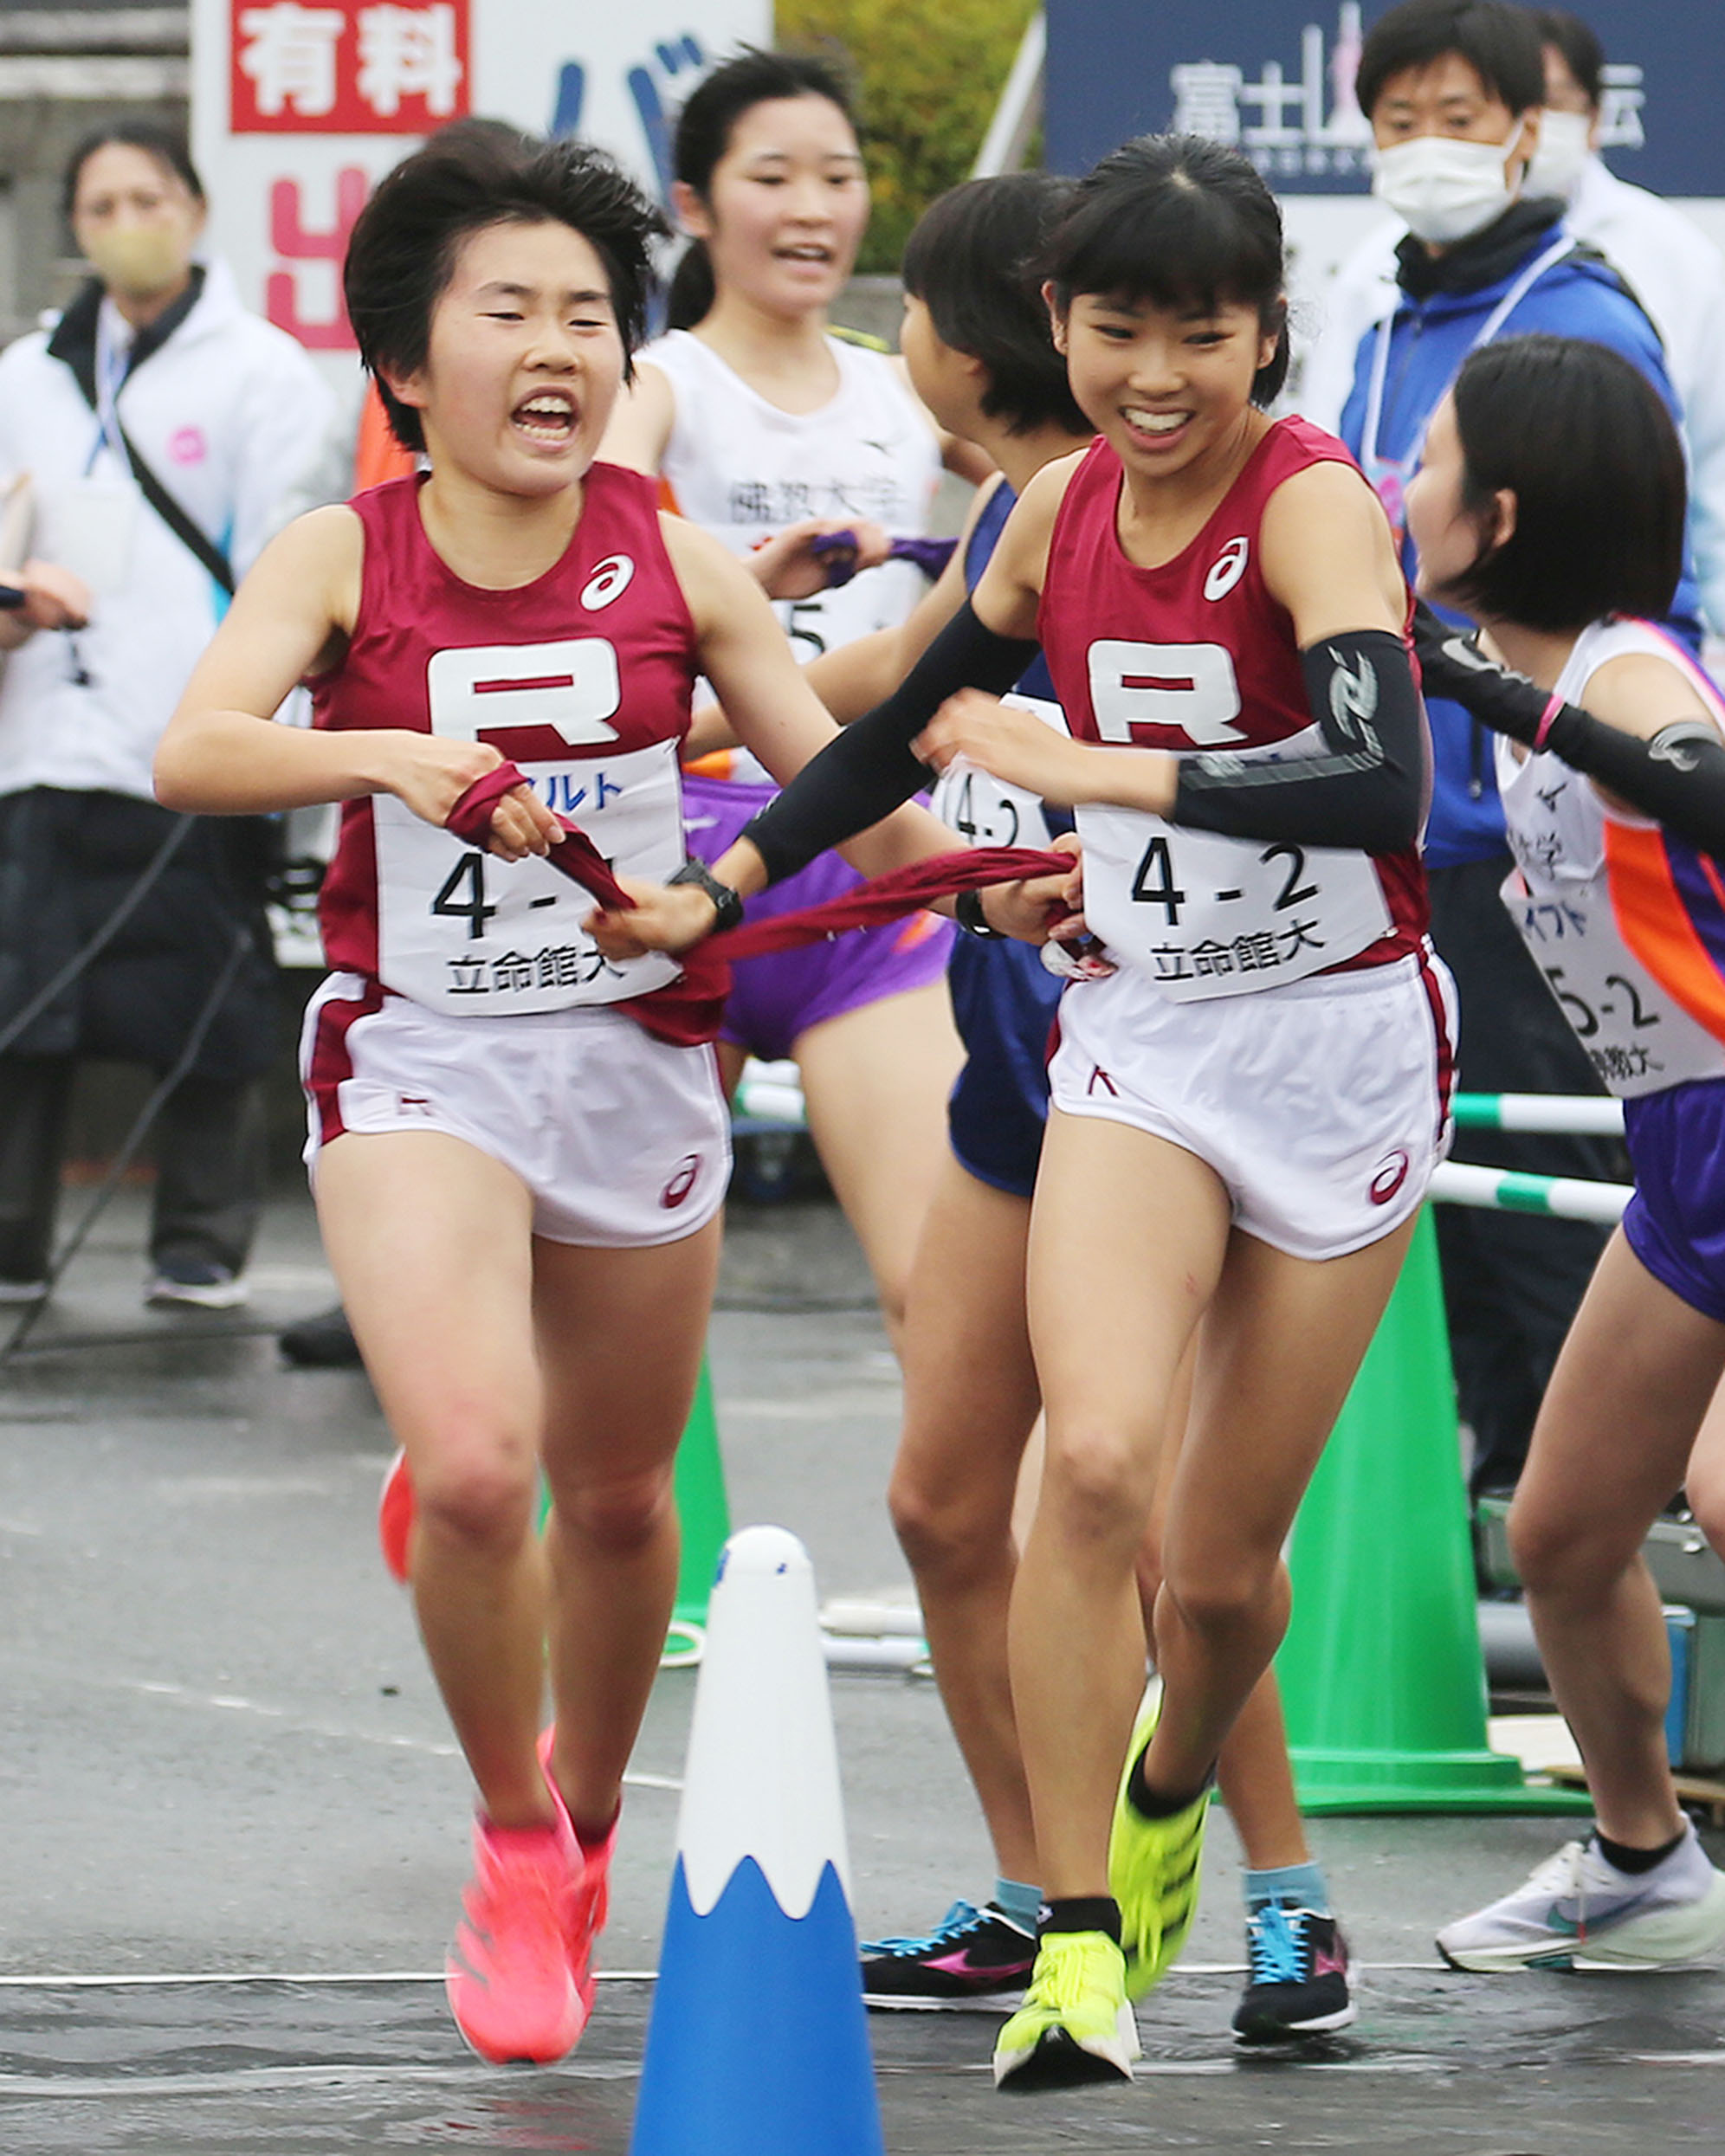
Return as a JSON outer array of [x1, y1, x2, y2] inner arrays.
[[1076, 804, 1392, 999], [373, 739, 685, 1015]]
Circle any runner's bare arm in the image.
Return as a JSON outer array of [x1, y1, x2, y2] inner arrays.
[[154, 507, 559, 862], [594, 358, 675, 476]]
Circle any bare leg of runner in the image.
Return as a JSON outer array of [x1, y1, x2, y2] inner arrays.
[[534, 1219, 722, 1836], [1511, 1230, 1725, 1848], [891, 1157, 1042, 1884], [316, 1130, 554, 1829], [796, 981, 964, 1352]]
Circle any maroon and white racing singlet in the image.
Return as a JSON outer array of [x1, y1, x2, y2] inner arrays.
[[314, 464, 720, 1045], [1037, 417, 1428, 998]]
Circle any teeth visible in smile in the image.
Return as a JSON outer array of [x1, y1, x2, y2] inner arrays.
[[1127, 410, 1187, 436], [779, 245, 830, 261], [516, 395, 574, 436]]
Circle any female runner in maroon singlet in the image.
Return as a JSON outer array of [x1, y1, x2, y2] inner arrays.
[[151, 127, 1064, 2071], [596, 134, 1450, 2092]]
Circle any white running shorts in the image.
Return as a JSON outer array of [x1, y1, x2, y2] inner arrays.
[[1047, 946, 1457, 1260], [300, 972, 730, 1249]]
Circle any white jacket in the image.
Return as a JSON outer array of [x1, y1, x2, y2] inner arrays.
[[1298, 158, 1725, 633], [0, 259, 335, 802]]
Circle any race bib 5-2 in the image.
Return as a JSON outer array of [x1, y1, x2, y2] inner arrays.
[[1503, 868, 1725, 1097]]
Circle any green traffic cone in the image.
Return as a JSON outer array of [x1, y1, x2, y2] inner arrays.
[[1276, 1208, 1586, 1813], [672, 1359, 732, 1631]]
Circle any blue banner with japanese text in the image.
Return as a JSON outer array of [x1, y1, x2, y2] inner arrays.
[[1044, 1, 1725, 196]]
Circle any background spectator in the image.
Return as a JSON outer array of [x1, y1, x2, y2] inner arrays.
[[0, 122, 334, 1310]]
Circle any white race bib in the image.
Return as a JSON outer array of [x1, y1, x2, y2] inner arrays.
[[1502, 868, 1725, 1097], [1076, 804, 1392, 999], [373, 739, 685, 1015], [928, 695, 1065, 851]]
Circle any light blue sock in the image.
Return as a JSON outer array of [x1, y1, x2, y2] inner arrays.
[[993, 1875, 1043, 1930], [1243, 1861, 1330, 1916]]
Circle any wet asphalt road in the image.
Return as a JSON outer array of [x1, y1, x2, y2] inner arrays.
[[3, 1183, 1723, 2153]]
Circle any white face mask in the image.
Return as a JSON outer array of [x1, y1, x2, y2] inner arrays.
[[1372, 119, 1526, 246], [1525, 107, 1592, 203]]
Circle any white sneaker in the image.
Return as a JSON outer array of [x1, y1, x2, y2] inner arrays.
[[145, 1262, 249, 1311], [1438, 1824, 1725, 1972]]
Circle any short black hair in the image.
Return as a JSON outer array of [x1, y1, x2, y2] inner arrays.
[[666, 45, 858, 332], [1536, 10, 1605, 110], [1356, 1, 1546, 124], [1042, 134, 1289, 406], [63, 121, 204, 218], [901, 176, 1089, 438], [1441, 334, 1685, 630], [344, 124, 668, 452]]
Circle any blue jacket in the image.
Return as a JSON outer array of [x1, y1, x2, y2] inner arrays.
[[1338, 206, 1700, 869]]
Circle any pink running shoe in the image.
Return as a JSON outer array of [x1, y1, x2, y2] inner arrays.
[[539, 1726, 618, 2015], [378, 1449, 414, 1585], [445, 1808, 589, 2064]]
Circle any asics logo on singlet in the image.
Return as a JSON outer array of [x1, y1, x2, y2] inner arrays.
[[1203, 538, 1250, 601], [581, 554, 635, 611], [1328, 650, 1379, 735]]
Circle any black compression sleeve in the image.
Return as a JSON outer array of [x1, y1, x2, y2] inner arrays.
[[1412, 602, 1725, 857], [1171, 628, 1425, 853], [740, 600, 1040, 884]]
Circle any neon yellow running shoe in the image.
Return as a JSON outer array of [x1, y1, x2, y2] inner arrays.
[[1109, 1686, 1210, 2001], [992, 1930, 1140, 2092]]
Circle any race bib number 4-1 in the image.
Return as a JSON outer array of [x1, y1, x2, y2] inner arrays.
[[1076, 804, 1392, 1000], [372, 739, 684, 1015], [929, 695, 1066, 851]]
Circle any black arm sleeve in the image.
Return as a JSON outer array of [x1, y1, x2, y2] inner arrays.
[[740, 600, 1040, 885], [1413, 602, 1725, 857], [1171, 628, 1425, 853]]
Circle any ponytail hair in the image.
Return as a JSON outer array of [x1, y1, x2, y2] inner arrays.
[[669, 45, 856, 331]]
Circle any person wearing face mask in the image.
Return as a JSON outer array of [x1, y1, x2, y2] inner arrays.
[[0, 124, 334, 1312], [1312, 1, 1702, 1520], [1304, 9, 1725, 642]]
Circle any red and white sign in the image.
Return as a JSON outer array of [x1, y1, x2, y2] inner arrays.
[[192, 2, 767, 378], [230, 0, 470, 134]]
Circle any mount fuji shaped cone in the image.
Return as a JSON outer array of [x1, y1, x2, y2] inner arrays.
[[630, 1526, 885, 2156], [1276, 1209, 1586, 1813]]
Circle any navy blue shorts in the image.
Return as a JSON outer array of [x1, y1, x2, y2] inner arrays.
[[946, 934, 1063, 1201], [1623, 1077, 1725, 1323]]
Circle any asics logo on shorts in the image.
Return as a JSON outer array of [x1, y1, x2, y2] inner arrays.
[[1087, 1065, 1119, 1097], [1368, 1149, 1410, 1204], [580, 554, 635, 610], [1203, 538, 1250, 602], [661, 1154, 703, 1209]]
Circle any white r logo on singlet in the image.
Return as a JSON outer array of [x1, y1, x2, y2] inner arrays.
[[1088, 640, 1246, 746], [581, 555, 635, 610], [425, 639, 622, 746], [1203, 537, 1250, 601]]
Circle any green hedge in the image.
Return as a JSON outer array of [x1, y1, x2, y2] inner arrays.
[[775, 0, 1039, 273]]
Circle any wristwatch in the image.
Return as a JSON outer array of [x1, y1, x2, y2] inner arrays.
[[954, 886, 1003, 939], [668, 856, 746, 934]]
